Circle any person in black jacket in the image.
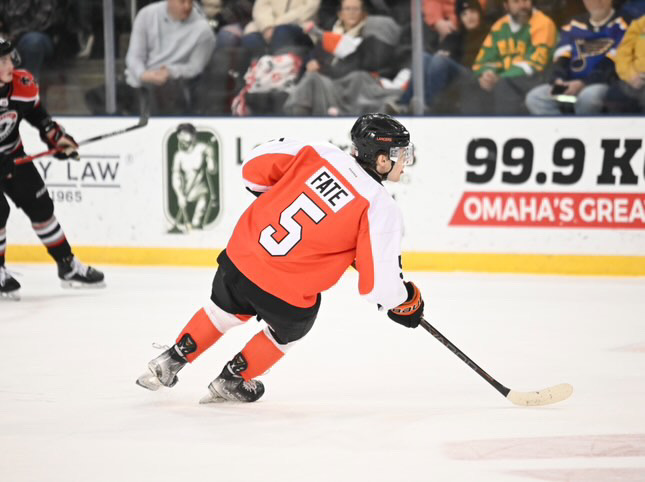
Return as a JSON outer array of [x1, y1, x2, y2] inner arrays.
[[282, 0, 403, 115], [392, 0, 489, 113]]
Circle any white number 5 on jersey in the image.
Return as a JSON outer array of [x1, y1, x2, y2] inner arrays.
[[259, 193, 326, 256]]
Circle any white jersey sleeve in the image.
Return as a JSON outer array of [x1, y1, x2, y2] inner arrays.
[[356, 191, 408, 311]]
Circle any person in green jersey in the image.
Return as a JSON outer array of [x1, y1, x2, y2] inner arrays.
[[457, 0, 557, 114]]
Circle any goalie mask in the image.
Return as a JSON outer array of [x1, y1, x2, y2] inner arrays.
[[350, 113, 413, 178], [0, 37, 21, 67]]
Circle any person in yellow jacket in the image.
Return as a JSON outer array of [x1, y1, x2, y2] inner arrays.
[[607, 14, 645, 112]]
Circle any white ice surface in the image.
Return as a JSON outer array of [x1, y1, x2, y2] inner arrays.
[[1, 265, 644, 482]]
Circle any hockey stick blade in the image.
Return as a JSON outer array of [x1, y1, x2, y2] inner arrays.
[[506, 383, 573, 407], [419, 318, 572, 407]]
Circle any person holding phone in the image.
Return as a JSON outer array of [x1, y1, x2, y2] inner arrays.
[[525, 0, 630, 115]]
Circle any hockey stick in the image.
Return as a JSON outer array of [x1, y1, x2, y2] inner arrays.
[[419, 317, 573, 406], [167, 204, 190, 234], [14, 88, 151, 166]]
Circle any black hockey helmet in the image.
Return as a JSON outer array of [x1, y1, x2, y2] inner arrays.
[[0, 37, 20, 66], [350, 113, 411, 168]]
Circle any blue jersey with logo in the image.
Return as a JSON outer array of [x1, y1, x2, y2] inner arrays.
[[553, 11, 630, 82]]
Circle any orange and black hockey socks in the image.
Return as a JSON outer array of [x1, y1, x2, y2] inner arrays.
[[175, 303, 252, 362], [175, 308, 224, 363], [239, 328, 287, 381]]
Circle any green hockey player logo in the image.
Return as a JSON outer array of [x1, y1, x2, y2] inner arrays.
[[164, 123, 220, 233]]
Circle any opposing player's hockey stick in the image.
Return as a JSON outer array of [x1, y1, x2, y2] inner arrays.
[[15, 88, 151, 166], [419, 317, 573, 406]]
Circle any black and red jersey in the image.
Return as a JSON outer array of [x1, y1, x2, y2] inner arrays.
[[0, 69, 51, 161]]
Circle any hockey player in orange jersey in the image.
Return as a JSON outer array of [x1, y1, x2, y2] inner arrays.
[[136, 113, 425, 402]]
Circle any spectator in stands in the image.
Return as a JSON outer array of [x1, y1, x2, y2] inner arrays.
[[202, 0, 254, 48], [240, 0, 320, 56], [424, 0, 458, 52], [458, 0, 557, 114], [124, 0, 216, 114], [423, 0, 488, 51], [525, 0, 629, 115], [303, 0, 368, 79], [606, 13, 645, 112], [482, 0, 584, 27], [391, 0, 489, 113], [283, 0, 403, 115], [0, 0, 76, 82]]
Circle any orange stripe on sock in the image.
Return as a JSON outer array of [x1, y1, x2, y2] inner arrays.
[[240, 330, 284, 381], [176, 308, 223, 363]]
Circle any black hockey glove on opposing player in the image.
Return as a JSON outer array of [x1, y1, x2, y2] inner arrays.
[[387, 281, 424, 328], [40, 121, 80, 160]]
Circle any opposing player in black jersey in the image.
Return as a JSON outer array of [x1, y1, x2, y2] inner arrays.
[[0, 38, 105, 300]]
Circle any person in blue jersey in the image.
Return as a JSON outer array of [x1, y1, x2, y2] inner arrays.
[[525, 0, 630, 115]]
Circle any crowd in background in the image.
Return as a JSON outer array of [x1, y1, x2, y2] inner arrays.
[[2, 0, 645, 116]]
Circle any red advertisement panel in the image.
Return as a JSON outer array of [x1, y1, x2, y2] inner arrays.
[[450, 192, 645, 228]]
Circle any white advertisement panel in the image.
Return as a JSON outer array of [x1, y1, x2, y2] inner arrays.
[[7, 116, 645, 267]]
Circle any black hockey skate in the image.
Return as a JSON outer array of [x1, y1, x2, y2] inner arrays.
[[136, 345, 187, 391], [57, 255, 105, 289], [199, 353, 265, 403], [0, 266, 20, 301]]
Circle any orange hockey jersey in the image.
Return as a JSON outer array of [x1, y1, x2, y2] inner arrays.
[[226, 138, 408, 310]]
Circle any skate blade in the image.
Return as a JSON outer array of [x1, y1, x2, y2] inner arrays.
[[136, 370, 162, 391], [61, 280, 106, 290], [0, 291, 20, 301], [199, 385, 229, 404], [199, 393, 229, 404]]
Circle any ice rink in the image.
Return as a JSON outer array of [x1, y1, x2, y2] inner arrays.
[[1, 264, 644, 482]]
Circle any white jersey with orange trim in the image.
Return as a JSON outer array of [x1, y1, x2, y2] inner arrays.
[[226, 138, 408, 310]]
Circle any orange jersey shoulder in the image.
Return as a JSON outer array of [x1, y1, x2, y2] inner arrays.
[[11, 70, 40, 101]]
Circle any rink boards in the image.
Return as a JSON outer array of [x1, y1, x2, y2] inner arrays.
[[7, 116, 645, 275]]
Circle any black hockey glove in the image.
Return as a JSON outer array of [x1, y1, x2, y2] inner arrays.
[[40, 121, 80, 160], [387, 281, 424, 328]]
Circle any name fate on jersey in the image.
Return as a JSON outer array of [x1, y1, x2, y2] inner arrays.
[[306, 167, 354, 213]]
